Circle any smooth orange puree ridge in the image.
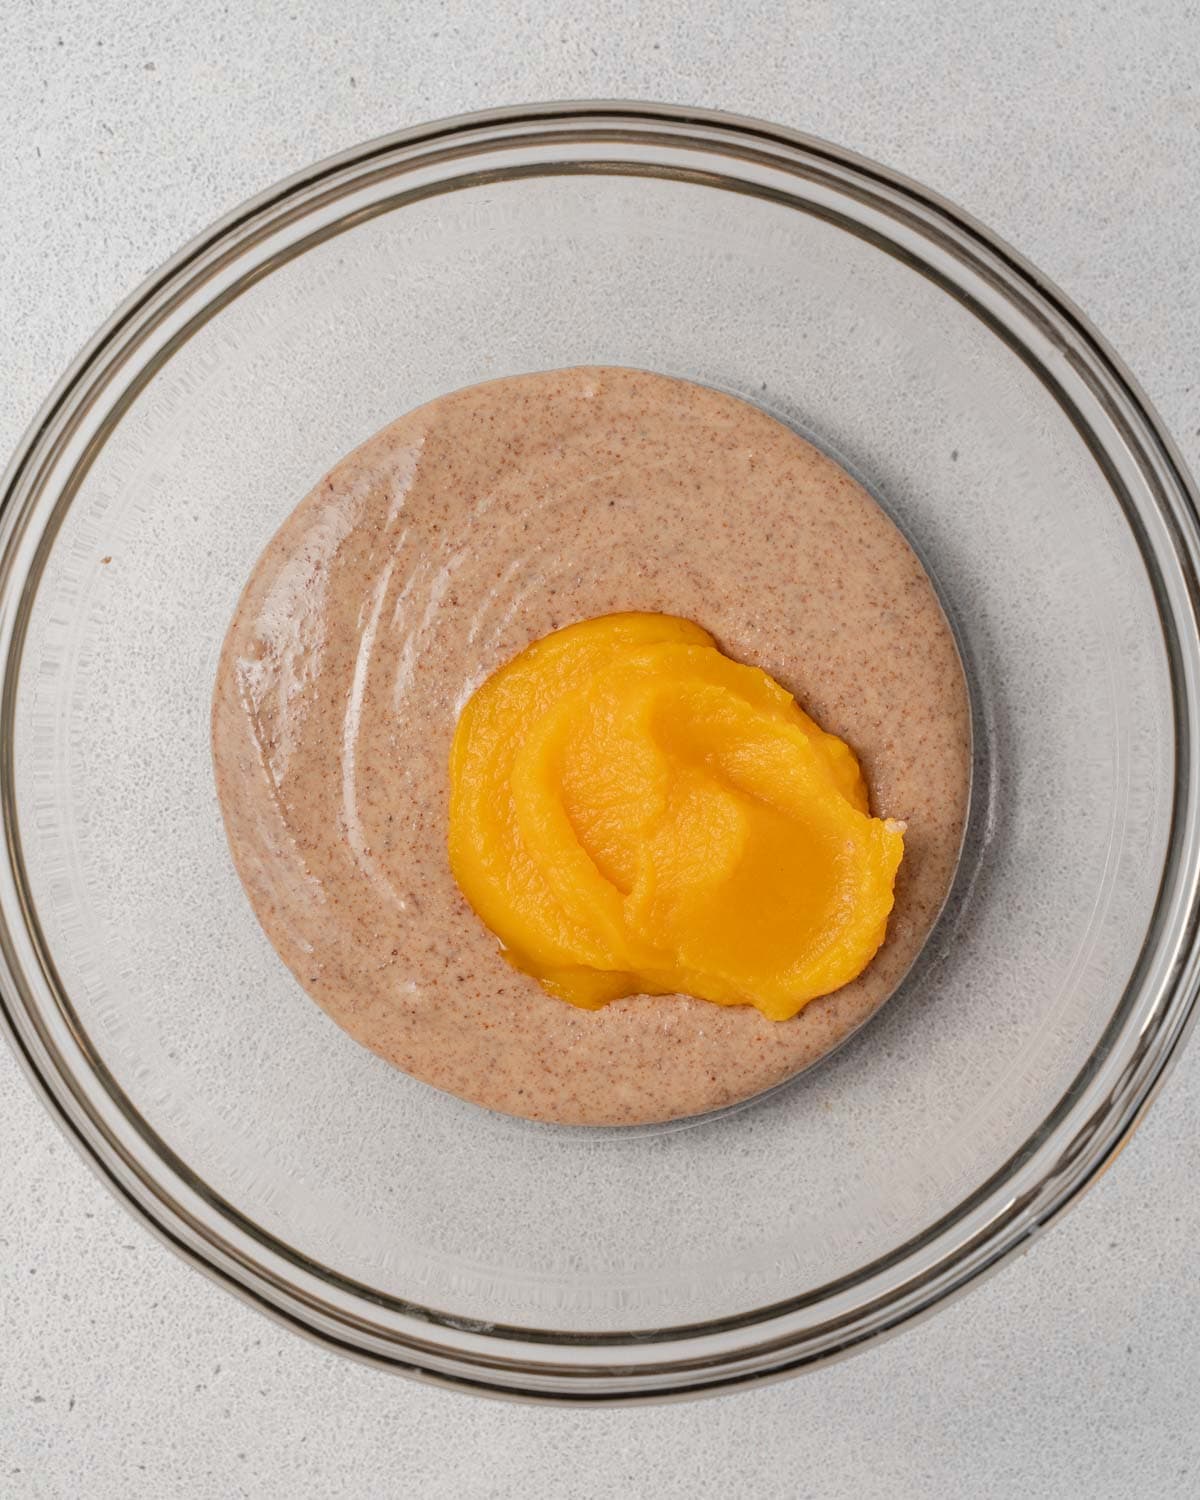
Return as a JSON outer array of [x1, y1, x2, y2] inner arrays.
[[448, 613, 905, 1022]]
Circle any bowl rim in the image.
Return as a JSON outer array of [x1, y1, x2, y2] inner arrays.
[[3, 99, 1200, 1403]]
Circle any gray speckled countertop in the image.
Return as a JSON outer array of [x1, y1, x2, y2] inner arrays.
[[3, 3, 1199, 1496]]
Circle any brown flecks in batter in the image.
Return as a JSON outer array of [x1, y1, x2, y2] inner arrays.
[[212, 367, 970, 1126]]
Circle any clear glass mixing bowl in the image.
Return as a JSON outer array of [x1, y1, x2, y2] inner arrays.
[[3, 104, 1200, 1402]]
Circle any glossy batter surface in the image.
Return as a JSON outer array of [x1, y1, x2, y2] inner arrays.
[[212, 367, 970, 1124]]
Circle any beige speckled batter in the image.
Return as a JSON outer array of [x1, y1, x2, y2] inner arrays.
[[212, 367, 970, 1125]]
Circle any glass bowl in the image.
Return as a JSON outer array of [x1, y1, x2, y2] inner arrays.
[[3, 103, 1200, 1404]]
